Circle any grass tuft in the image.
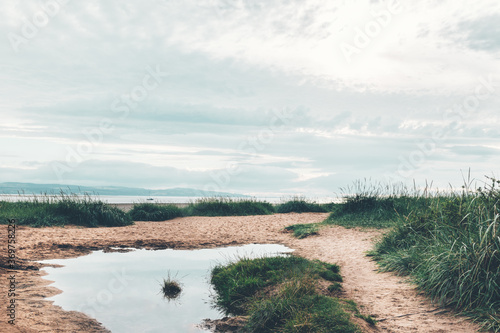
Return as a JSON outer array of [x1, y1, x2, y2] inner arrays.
[[327, 283, 342, 292], [325, 263, 340, 273], [160, 273, 182, 300], [0, 193, 132, 227], [129, 203, 183, 221], [184, 197, 275, 216], [317, 176, 500, 332], [284, 223, 320, 239], [355, 314, 377, 326], [324, 179, 429, 229], [284, 175, 500, 330], [210, 255, 361, 332], [319, 270, 343, 282], [276, 197, 327, 214]]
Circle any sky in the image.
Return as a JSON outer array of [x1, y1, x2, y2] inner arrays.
[[1, 0, 500, 197]]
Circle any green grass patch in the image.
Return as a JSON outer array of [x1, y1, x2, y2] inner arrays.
[[327, 283, 342, 292], [285, 179, 432, 235], [354, 314, 377, 326], [184, 197, 275, 216], [325, 263, 340, 273], [319, 270, 343, 282], [210, 255, 362, 332], [0, 194, 132, 227], [326, 195, 425, 229], [371, 176, 500, 332], [284, 223, 320, 239], [340, 299, 377, 326], [276, 197, 327, 213], [129, 203, 183, 221], [284, 176, 500, 330], [324, 179, 431, 229]]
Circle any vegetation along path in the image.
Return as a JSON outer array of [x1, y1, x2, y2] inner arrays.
[[287, 224, 481, 332], [0, 213, 482, 332]]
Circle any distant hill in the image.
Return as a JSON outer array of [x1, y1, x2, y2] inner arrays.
[[0, 182, 248, 197]]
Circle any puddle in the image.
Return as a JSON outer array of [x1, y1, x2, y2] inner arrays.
[[39, 244, 294, 333]]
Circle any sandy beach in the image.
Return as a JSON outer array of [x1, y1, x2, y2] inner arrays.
[[0, 213, 481, 333]]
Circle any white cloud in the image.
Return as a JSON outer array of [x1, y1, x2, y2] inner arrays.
[[0, 0, 499, 195]]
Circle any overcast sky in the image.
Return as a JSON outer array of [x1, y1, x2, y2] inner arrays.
[[1, 0, 499, 196]]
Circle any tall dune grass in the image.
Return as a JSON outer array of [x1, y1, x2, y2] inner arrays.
[[184, 197, 275, 216], [276, 196, 327, 213], [314, 176, 500, 331], [129, 203, 183, 221], [210, 255, 362, 332], [325, 179, 433, 228], [0, 193, 132, 227], [373, 176, 500, 331]]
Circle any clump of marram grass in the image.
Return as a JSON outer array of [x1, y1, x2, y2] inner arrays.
[[129, 203, 183, 221], [373, 175, 500, 332], [276, 196, 327, 213], [328, 282, 342, 292], [319, 270, 343, 282], [283, 179, 425, 235], [210, 255, 362, 332], [325, 263, 340, 273], [184, 197, 275, 216], [326, 178, 427, 228], [281, 174, 500, 330], [0, 193, 133, 227], [283, 223, 320, 238], [160, 273, 182, 300]]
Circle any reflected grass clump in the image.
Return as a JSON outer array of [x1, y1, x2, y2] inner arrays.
[[160, 273, 182, 300]]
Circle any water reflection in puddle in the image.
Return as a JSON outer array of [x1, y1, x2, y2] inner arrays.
[[39, 244, 294, 333]]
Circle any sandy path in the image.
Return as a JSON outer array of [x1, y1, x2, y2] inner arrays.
[[0, 213, 481, 332], [288, 226, 480, 333]]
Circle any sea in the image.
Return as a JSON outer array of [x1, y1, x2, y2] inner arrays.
[[0, 194, 339, 204]]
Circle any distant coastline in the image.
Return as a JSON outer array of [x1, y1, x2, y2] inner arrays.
[[0, 182, 249, 198]]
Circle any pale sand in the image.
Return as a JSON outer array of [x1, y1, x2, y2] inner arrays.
[[0, 213, 481, 332]]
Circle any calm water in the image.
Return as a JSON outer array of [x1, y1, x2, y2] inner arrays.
[[0, 194, 339, 204], [39, 244, 294, 333]]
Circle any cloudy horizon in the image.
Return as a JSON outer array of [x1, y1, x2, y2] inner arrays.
[[1, 0, 499, 197]]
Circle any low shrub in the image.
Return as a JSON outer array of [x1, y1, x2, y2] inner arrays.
[[373, 176, 500, 331], [210, 255, 362, 332], [129, 203, 183, 221], [277, 198, 327, 213], [0, 194, 132, 227], [284, 223, 320, 239], [185, 197, 275, 216]]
